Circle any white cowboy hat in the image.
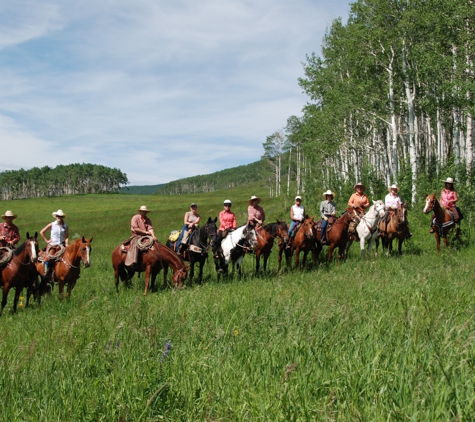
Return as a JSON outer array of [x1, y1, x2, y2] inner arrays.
[[137, 205, 151, 213], [248, 195, 261, 204], [1, 210, 17, 220], [388, 184, 400, 192], [52, 209, 66, 218], [442, 177, 455, 184], [354, 182, 366, 191], [322, 190, 335, 198], [295, 196, 302, 201], [223, 199, 232, 205]]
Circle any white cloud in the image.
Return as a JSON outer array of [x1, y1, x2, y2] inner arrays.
[[0, 0, 351, 184]]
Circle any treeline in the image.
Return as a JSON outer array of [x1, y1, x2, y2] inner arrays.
[[158, 161, 264, 195], [269, 0, 475, 204], [0, 163, 129, 200]]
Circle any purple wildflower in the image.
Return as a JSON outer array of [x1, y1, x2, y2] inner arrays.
[[162, 341, 171, 362]]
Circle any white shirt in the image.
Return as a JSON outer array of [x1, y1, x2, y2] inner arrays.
[[291, 204, 305, 221], [50, 220, 68, 245]]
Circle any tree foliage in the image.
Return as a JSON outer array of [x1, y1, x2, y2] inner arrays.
[[0, 163, 128, 200]]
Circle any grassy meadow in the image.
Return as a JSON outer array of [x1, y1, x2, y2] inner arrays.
[[1, 184, 475, 421]]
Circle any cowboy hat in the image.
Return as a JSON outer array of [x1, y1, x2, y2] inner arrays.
[[248, 195, 261, 204], [137, 205, 151, 213], [223, 199, 232, 205], [442, 177, 455, 184], [1, 210, 17, 220], [354, 182, 365, 191], [388, 184, 400, 192], [322, 190, 335, 197], [295, 196, 302, 201], [190, 203, 198, 208], [52, 209, 66, 218]]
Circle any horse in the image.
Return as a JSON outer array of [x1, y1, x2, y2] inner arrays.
[[254, 221, 290, 273], [0, 232, 38, 315], [292, 216, 316, 269], [112, 239, 189, 295], [423, 193, 458, 251], [214, 223, 258, 276], [37, 237, 93, 297], [166, 217, 217, 284], [376, 202, 409, 256], [315, 209, 357, 262], [346, 200, 385, 258]]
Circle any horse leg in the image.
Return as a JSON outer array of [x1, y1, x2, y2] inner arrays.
[[301, 250, 309, 270], [143, 265, 151, 296], [294, 248, 300, 268], [1, 285, 9, 316], [360, 238, 365, 258], [398, 237, 403, 255], [434, 232, 441, 251], [13, 287, 21, 313], [255, 250, 261, 274], [263, 252, 270, 272], [197, 258, 204, 285], [327, 244, 335, 262]]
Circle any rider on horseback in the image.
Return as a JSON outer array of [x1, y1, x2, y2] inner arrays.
[[131, 205, 156, 240], [0, 210, 20, 249], [288, 196, 305, 237], [175, 203, 201, 256], [248, 196, 265, 229], [214, 199, 237, 259], [39, 209, 69, 275], [348, 182, 369, 233], [320, 190, 336, 244], [432, 177, 462, 234], [381, 185, 412, 238]]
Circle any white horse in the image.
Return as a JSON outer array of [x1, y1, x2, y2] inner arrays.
[[214, 224, 258, 276], [347, 200, 386, 257]]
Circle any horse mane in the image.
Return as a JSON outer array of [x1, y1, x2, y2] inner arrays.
[[264, 221, 289, 237], [13, 241, 26, 256]]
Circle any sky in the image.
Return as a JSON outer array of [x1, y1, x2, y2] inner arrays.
[[0, 0, 351, 185]]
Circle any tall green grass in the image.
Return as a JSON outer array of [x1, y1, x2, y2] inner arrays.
[[1, 187, 474, 421]]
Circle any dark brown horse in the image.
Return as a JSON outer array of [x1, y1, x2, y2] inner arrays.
[[292, 216, 316, 269], [0, 232, 38, 315], [315, 209, 357, 262], [112, 239, 189, 295], [423, 193, 458, 251], [254, 221, 290, 273], [37, 237, 93, 297], [376, 202, 408, 255]]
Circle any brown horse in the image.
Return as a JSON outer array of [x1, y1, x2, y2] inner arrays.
[[315, 209, 357, 262], [293, 216, 316, 269], [1, 232, 38, 315], [423, 193, 458, 251], [40, 237, 93, 297], [112, 240, 189, 295], [376, 203, 408, 256], [254, 221, 290, 273]]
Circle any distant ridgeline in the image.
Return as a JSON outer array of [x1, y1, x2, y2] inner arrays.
[[0, 163, 129, 200], [120, 184, 164, 195], [158, 161, 264, 195]]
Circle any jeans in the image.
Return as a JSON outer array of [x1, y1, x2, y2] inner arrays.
[[288, 220, 300, 235], [175, 225, 189, 251], [321, 215, 330, 238]]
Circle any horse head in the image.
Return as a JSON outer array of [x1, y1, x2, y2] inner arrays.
[[25, 231, 39, 263], [243, 224, 258, 250], [373, 200, 386, 218], [302, 216, 315, 239], [78, 236, 93, 268], [202, 217, 218, 247], [275, 220, 290, 244], [398, 202, 408, 224], [172, 265, 190, 288], [423, 194, 437, 214]]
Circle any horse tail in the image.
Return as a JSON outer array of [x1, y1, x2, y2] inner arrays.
[[118, 264, 128, 282]]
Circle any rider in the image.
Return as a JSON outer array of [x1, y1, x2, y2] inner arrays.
[[175, 203, 201, 255], [320, 190, 336, 244], [247, 195, 265, 229], [288, 196, 305, 237], [0, 210, 20, 249], [131, 205, 156, 240], [214, 199, 237, 259], [435, 177, 462, 233], [348, 182, 370, 233], [382, 185, 412, 238], [40, 209, 69, 248]]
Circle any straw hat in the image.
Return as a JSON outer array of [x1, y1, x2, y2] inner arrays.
[[388, 184, 400, 192], [442, 177, 455, 184], [248, 195, 261, 205], [52, 209, 66, 218], [322, 190, 335, 198], [354, 182, 365, 191], [137, 205, 151, 213], [1, 210, 17, 220]]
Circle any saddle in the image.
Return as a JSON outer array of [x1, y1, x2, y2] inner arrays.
[[315, 216, 336, 243], [290, 223, 302, 238], [122, 236, 154, 266], [0, 246, 13, 268], [378, 210, 395, 237]]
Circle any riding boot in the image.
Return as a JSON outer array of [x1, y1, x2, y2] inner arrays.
[[429, 226, 435, 234]]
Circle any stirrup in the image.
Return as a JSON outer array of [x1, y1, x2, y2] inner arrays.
[[429, 227, 434, 233]]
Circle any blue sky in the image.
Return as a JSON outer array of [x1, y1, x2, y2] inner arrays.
[[0, 0, 351, 185]]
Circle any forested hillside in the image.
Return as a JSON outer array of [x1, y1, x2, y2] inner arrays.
[[119, 184, 164, 194], [263, 0, 475, 206], [0, 163, 128, 200], [158, 161, 265, 195]]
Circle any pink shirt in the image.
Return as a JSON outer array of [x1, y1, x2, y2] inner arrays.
[[131, 214, 153, 235], [0, 222, 20, 247], [248, 205, 265, 223], [441, 189, 457, 208], [219, 210, 237, 231], [348, 193, 370, 209], [384, 193, 402, 209]]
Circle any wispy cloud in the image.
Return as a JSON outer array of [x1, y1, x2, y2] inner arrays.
[[0, 0, 350, 184]]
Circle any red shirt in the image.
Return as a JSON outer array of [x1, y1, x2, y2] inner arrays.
[[219, 210, 237, 231], [0, 222, 20, 247], [248, 205, 265, 223], [348, 193, 370, 210], [131, 214, 153, 236]]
